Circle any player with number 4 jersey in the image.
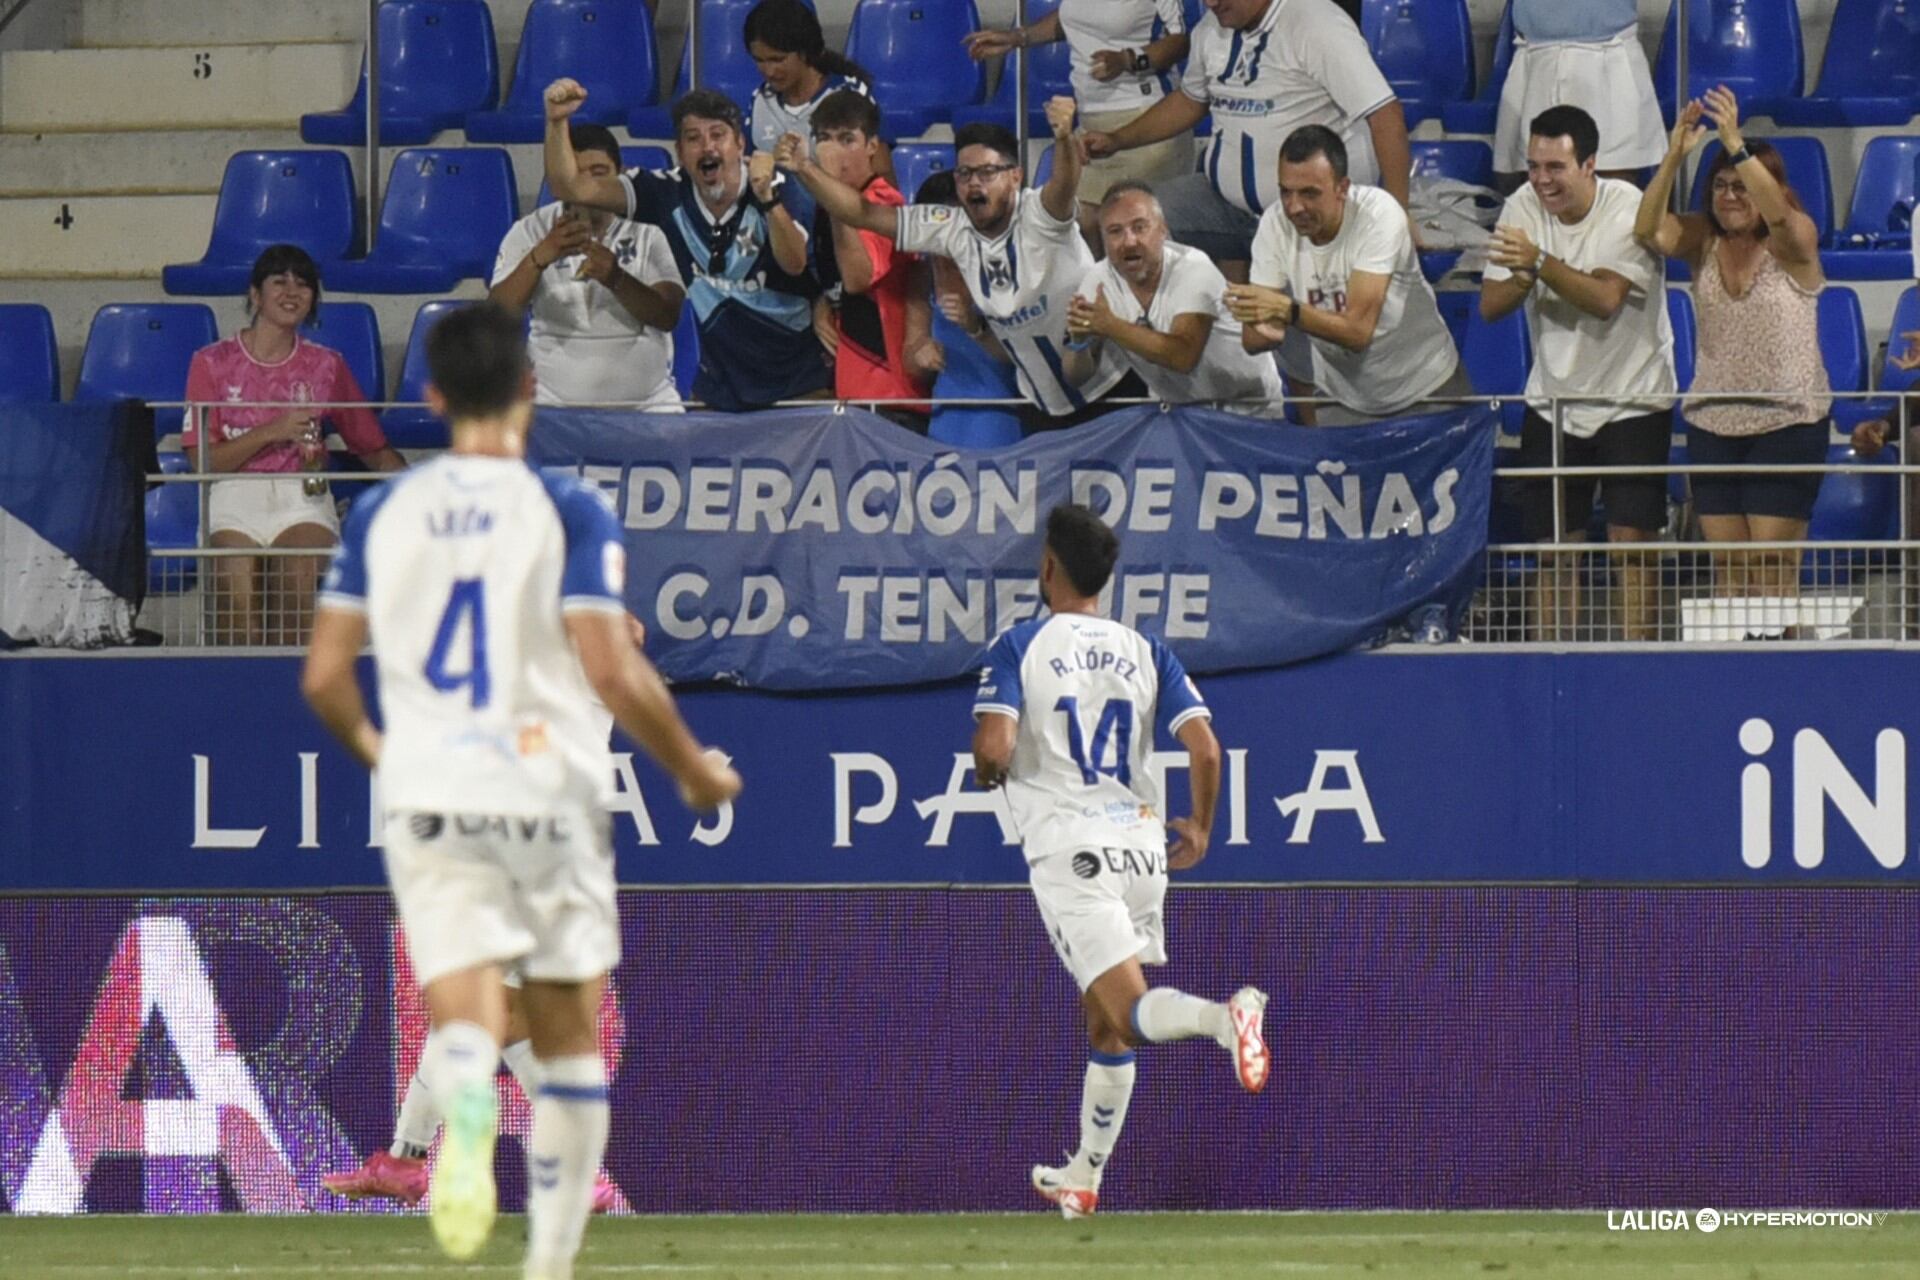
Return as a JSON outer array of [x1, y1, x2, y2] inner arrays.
[[972, 504, 1270, 1222], [302, 303, 738, 1280]]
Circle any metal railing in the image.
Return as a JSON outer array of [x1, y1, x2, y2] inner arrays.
[[140, 390, 1920, 650]]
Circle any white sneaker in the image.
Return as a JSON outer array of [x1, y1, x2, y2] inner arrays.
[[1031, 1162, 1099, 1219], [1228, 987, 1270, 1094], [429, 1081, 498, 1260]]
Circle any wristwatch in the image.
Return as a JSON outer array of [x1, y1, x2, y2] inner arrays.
[[1131, 50, 1152, 73]]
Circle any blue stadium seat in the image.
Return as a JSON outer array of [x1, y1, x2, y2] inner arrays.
[[1440, 0, 1514, 136], [1030, 142, 1054, 188], [309, 302, 386, 402], [381, 300, 468, 448], [672, 304, 699, 399], [893, 143, 954, 202], [160, 151, 358, 296], [1459, 304, 1529, 437], [145, 451, 200, 594], [1433, 289, 1474, 355], [952, 0, 1069, 137], [1654, 0, 1806, 120], [534, 145, 672, 208], [1807, 443, 1898, 544], [846, 0, 985, 140], [0, 304, 59, 403], [74, 304, 219, 411], [1822, 136, 1920, 280], [1361, 0, 1473, 127], [466, 0, 660, 144], [630, 0, 812, 137], [301, 0, 500, 145], [1880, 285, 1920, 395], [1410, 140, 1494, 188], [1666, 288, 1697, 394], [1819, 287, 1869, 394], [1766, 0, 1920, 127], [326, 148, 517, 293]]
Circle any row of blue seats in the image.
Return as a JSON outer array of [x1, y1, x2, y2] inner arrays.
[[156, 130, 1920, 304], [314, 0, 1920, 152], [11, 282, 1912, 430], [2, 298, 699, 439]]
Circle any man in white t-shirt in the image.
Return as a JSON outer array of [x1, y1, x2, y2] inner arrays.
[[1062, 182, 1285, 417], [1480, 105, 1677, 642], [1222, 126, 1466, 426], [1081, 0, 1409, 279], [777, 99, 1140, 431], [490, 124, 686, 412]]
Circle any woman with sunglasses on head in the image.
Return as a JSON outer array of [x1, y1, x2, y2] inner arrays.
[[1635, 87, 1829, 630], [182, 244, 405, 646]]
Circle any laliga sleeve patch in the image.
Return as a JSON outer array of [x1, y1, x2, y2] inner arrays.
[[603, 542, 627, 594]]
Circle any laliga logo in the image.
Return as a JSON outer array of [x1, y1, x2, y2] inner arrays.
[[1738, 719, 1906, 869]]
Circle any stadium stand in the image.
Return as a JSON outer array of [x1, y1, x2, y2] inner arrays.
[[951, 0, 1071, 138], [1819, 286, 1870, 395], [326, 148, 517, 293], [73, 303, 219, 412], [1667, 287, 1697, 397], [1458, 303, 1529, 439], [1361, 0, 1473, 128], [380, 299, 468, 448], [672, 305, 700, 400], [1439, 0, 1514, 137], [843, 0, 985, 140], [300, 0, 501, 146], [534, 145, 674, 207], [466, 0, 661, 143], [629, 0, 800, 137], [0, 304, 60, 404], [1654, 0, 1806, 120], [1766, 0, 1920, 127], [161, 151, 360, 296]]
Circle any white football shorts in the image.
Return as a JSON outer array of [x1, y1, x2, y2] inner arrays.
[[383, 807, 620, 988], [1029, 846, 1169, 992]]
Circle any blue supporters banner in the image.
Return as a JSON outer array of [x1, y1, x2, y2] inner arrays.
[[525, 404, 1496, 690], [0, 402, 147, 649]]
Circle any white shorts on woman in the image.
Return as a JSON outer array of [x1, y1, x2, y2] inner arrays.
[[1494, 26, 1666, 173]]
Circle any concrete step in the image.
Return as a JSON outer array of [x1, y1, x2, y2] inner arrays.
[[74, 0, 531, 50], [0, 277, 487, 400], [0, 44, 360, 132], [0, 129, 306, 197], [1, 195, 217, 279]]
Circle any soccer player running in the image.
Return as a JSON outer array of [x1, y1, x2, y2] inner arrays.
[[973, 504, 1269, 1220], [301, 304, 740, 1276]]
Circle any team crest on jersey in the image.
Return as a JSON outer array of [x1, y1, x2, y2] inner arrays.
[[981, 257, 1015, 291], [615, 237, 637, 266], [224, 385, 244, 402]]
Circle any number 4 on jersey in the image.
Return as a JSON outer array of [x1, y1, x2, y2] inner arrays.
[[425, 578, 491, 707], [1056, 696, 1133, 786]]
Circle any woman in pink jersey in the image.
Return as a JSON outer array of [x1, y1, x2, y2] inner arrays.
[[183, 245, 404, 644]]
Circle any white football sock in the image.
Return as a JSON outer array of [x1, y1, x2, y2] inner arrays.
[[424, 1020, 500, 1100], [1066, 1050, 1135, 1188], [501, 1038, 542, 1097], [389, 1066, 441, 1159], [1131, 987, 1234, 1049], [525, 1054, 608, 1280]]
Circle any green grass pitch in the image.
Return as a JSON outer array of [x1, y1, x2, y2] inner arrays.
[[3, 1213, 1917, 1278]]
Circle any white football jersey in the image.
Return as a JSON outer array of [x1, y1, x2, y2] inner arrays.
[[1060, 0, 1188, 113], [975, 613, 1210, 863], [1181, 0, 1394, 216], [318, 455, 627, 816], [1076, 240, 1287, 414], [897, 191, 1126, 417]]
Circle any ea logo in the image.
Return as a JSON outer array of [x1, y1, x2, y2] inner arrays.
[[1696, 1208, 1721, 1233], [1071, 852, 1101, 880]]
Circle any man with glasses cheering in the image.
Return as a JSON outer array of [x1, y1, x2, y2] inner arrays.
[[776, 97, 1141, 431]]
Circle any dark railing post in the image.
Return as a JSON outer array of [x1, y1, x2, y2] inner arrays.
[[365, 0, 382, 250]]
